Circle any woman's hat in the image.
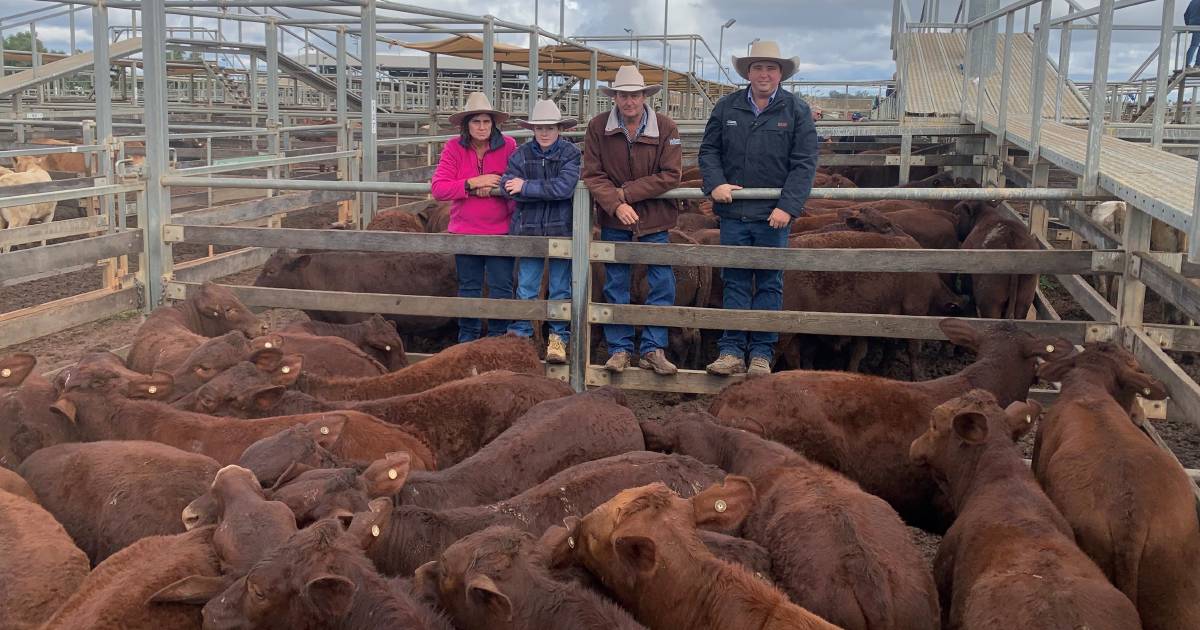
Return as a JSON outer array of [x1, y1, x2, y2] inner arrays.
[[449, 91, 511, 126], [517, 99, 578, 130]]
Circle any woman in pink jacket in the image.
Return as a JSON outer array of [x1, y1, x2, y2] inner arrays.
[[431, 92, 518, 342]]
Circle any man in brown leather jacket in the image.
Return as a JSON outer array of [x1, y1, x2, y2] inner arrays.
[[582, 65, 683, 375]]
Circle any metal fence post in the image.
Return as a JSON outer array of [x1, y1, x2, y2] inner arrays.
[[997, 12, 1014, 143], [139, 0, 172, 310], [1083, 0, 1114, 195], [1151, 0, 1174, 149], [1054, 24, 1070, 122], [482, 17, 495, 104], [569, 182, 592, 393], [1027, 0, 1052, 164], [528, 28, 539, 110], [92, 1, 114, 231], [361, 0, 378, 225]]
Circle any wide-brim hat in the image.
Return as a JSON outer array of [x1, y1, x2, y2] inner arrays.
[[449, 91, 511, 126], [598, 65, 663, 97], [732, 40, 800, 82], [517, 99, 578, 130]]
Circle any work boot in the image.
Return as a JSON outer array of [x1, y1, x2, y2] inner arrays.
[[545, 334, 567, 365], [605, 351, 631, 373], [639, 349, 678, 376], [706, 354, 746, 376], [748, 356, 772, 376]]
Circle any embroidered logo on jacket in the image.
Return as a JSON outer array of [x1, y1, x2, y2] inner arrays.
[[668, 138, 682, 145], [726, 120, 738, 126], [777, 122, 790, 128]]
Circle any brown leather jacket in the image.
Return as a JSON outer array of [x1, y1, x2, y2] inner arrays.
[[582, 106, 682, 236]]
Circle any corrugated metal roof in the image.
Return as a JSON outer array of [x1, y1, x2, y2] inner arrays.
[[901, 32, 1089, 120]]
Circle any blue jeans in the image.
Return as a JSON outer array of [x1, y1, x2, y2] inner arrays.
[[1189, 31, 1200, 67], [601, 227, 674, 355], [455, 254, 514, 342], [717, 219, 790, 360], [508, 257, 572, 342]]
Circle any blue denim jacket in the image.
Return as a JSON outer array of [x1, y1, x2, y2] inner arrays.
[[501, 137, 582, 237]]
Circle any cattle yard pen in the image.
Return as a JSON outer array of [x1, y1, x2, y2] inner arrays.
[[2, 1, 1200, 462]]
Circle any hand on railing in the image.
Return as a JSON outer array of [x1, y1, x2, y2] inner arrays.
[[710, 183, 743, 204]]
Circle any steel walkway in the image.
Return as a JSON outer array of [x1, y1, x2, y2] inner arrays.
[[0, 37, 143, 99]]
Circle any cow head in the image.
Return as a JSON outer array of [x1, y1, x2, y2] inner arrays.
[[1037, 342, 1168, 412], [0, 353, 36, 390], [549, 477, 755, 601], [236, 418, 346, 489], [179, 349, 301, 417], [13, 155, 48, 173], [190, 282, 267, 338], [255, 250, 312, 289], [169, 331, 254, 398], [1, 354, 77, 470], [841, 208, 905, 237], [361, 314, 407, 369], [51, 353, 174, 423], [270, 452, 409, 528]]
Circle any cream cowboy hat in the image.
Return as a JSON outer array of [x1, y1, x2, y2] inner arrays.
[[732, 40, 800, 82], [516, 99, 578, 130], [449, 91, 511, 126], [598, 65, 663, 97]]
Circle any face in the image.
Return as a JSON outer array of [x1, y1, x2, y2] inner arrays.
[[194, 283, 267, 338], [748, 61, 782, 95], [532, 124, 561, 149], [468, 114, 494, 143], [615, 90, 646, 119]]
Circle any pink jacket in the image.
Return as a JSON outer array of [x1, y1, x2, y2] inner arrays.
[[430, 133, 518, 235]]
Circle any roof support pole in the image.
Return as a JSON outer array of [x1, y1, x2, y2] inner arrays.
[[1027, 0, 1052, 163], [482, 17, 495, 104], [1150, 0, 1174, 149], [139, 0, 172, 310], [1083, 0, 1114, 194], [1054, 25, 1071, 122], [528, 28, 539, 110], [361, 0, 379, 225]]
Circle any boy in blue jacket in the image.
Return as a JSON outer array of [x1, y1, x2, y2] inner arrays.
[[501, 99, 582, 363]]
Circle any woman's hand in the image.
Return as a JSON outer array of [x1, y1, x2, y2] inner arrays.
[[468, 174, 501, 190]]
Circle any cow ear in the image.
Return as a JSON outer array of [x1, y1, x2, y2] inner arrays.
[[50, 397, 77, 424], [304, 575, 357, 619], [346, 497, 392, 551], [128, 372, 174, 400], [1002, 400, 1041, 440], [939, 319, 980, 352], [1036, 354, 1076, 383], [0, 352, 36, 388], [952, 411, 989, 444], [269, 461, 314, 492], [545, 516, 581, 570], [1117, 366, 1168, 401], [614, 535, 658, 574], [245, 386, 285, 412], [273, 354, 303, 385], [307, 415, 347, 447], [250, 346, 284, 371], [361, 452, 410, 498], [148, 575, 228, 605], [690, 475, 756, 532], [412, 561, 442, 603], [467, 574, 513, 622], [287, 254, 313, 272]]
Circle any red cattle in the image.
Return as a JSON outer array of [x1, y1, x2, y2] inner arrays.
[[165, 331, 254, 400], [251, 332, 386, 377], [365, 208, 426, 232], [0, 490, 90, 629], [910, 390, 1141, 630], [282, 314, 408, 371], [414, 525, 645, 630], [0, 465, 37, 501], [233, 421, 344, 488], [126, 282, 267, 374], [548, 479, 840, 630], [1034, 343, 1199, 630], [18, 440, 220, 564], [2, 352, 76, 469], [953, 201, 1040, 319], [642, 412, 939, 630], [709, 319, 1071, 531]]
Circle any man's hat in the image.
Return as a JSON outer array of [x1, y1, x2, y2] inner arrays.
[[732, 40, 800, 81], [598, 65, 663, 97]]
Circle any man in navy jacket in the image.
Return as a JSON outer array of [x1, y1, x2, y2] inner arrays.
[[699, 40, 819, 376]]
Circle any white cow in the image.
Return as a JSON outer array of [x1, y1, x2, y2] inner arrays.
[[1, 156, 56, 251]]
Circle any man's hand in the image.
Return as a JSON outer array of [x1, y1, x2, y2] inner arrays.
[[710, 183, 743, 204], [504, 178, 525, 195], [474, 186, 494, 198], [468, 174, 501, 190], [615, 203, 639, 226], [767, 208, 791, 229]]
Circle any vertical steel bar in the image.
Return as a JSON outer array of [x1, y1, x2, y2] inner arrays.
[[1055, 25, 1070, 122], [336, 26, 348, 190], [1109, 83, 1120, 122], [568, 183, 591, 392], [482, 17, 495, 104], [661, 0, 669, 112], [69, 8, 75, 56], [266, 20, 280, 154], [974, 39, 987, 133], [899, 133, 913, 184], [1191, 147, 1200, 260], [1151, 0, 1174, 149], [361, 0, 379, 225], [93, 1, 113, 230], [1083, 0, 1115, 194], [528, 28, 539, 110], [1027, 0, 1052, 164], [998, 12, 1014, 142], [30, 21, 43, 102], [589, 50, 598, 119], [139, 0, 171, 310], [959, 25, 973, 122]]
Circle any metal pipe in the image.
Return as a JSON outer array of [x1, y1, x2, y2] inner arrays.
[[93, 1, 114, 232], [1054, 24, 1071, 122], [1047, 0, 1153, 27], [661, 0, 669, 112], [266, 20, 280, 154], [1027, 0, 1052, 163], [529, 28, 539, 110], [1083, 0, 1115, 194], [1151, 0, 1174, 149], [140, 0, 171, 310], [568, 183, 590, 391], [482, 17, 495, 103], [998, 12, 1015, 141], [360, 0, 378, 225]]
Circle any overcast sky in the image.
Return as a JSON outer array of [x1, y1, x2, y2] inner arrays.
[[1, 1, 1192, 87]]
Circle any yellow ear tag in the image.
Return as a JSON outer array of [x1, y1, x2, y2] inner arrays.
[[320, 426, 330, 436], [0, 368, 10, 378], [387, 468, 398, 480], [385, 345, 392, 351], [1045, 345, 1054, 353], [371, 525, 381, 537], [264, 342, 273, 349], [148, 385, 158, 394], [714, 499, 728, 514], [567, 536, 576, 549], [281, 366, 291, 374]]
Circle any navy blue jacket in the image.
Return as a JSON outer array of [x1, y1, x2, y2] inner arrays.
[[1187, 0, 1200, 25], [501, 137, 582, 237], [698, 87, 819, 221]]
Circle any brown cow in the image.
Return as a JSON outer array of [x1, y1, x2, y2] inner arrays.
[[1034, 343, 1199, 630], [254, 249, 456, 335], [199, 519, 453, 630], [0, 491, 90, 629], [40, 526, 221, 630], [264, 454, 411, 527], [364, 451, 726, 575], [0, 465, 37, 502], [187, 369, 572, 467], [165, 331, 254, 401], [233, 421, 344, 488], [206, 465, 298, 574], [126, 282, 267, 374], [641, 412, 939, 630], [710, 319, 1071, 531], [251, 332, 386, 378], [414, 525, 646, 630], [364, 208, 425, 232], [954, 201, 1039, 319], [18, 440, 220, 564], [910, 390, 1142, 630], [2, 352, 76, 469], [549, 479, 839, 630], [282, 314, 408, 371], [417, 200, 452, 233], [297, 335, 542, 401], [49, 352, 435, 468], [30, 138, 89, 174]]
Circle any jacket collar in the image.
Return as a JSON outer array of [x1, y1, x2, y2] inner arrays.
[[458, 127, 507, 152], [529, 137, 567, 157], [604, 104, 659, 139], [731, 86, 792, 114]]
